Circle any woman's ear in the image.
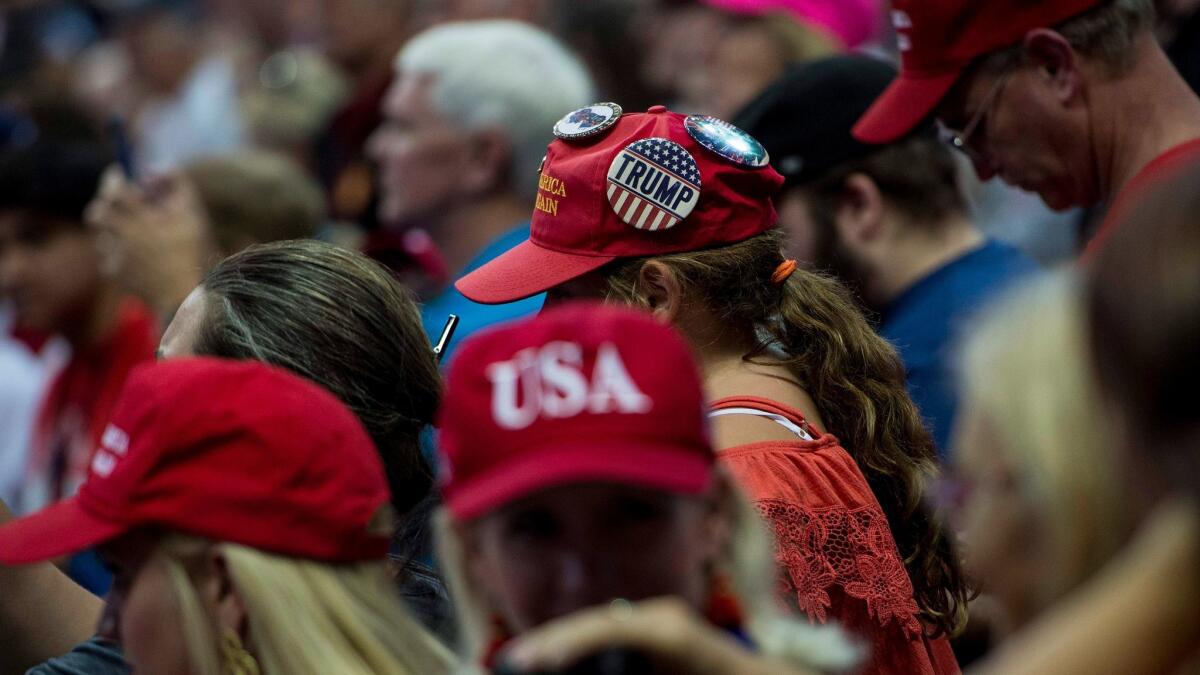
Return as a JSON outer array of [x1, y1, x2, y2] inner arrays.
[[636, 260, 684, 325], [201, 548, 248, 642]]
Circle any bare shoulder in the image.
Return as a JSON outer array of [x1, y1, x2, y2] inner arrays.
[[711, 413, 805, 450]]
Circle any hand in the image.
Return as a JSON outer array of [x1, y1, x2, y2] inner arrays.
[[86, 167, 213, 320], [499, 598, 817, 675]]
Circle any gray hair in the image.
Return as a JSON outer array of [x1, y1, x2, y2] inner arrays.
[[398, 20, 596, 201], [982, 0, 1156, 76]]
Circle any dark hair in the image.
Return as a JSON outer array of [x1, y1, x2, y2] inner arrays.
[[1087, 162, 1200, 501], [195, 240, 442, 516], [800, 136, 966, 232], [0, 140, 112, 224], [982, 0, 1156, 76], [603, 229, 970, 636]]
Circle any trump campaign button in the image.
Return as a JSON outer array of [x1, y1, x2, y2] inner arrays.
[[554, 102, 623, 140], [606, 138, 701, 231], [684, 115, 770, 168]]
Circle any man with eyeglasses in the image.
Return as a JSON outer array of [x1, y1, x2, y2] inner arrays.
[[735, 55, 1038, 457], [854, 0, 1200, 256]]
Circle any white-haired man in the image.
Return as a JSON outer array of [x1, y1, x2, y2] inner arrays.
[[368, 20, 594, 362]]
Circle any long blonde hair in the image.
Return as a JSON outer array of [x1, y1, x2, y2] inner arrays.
[[435, 470, 863, 673], [155, 535, 455, 675], [958, 271, 1129, 605]]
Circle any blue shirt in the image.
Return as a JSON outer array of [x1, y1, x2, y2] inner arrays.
[[421, 223, 544, 366], [879, 240, 1038, 458]]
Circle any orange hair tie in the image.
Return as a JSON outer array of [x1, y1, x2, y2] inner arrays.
[[771, 259, 798, 285]]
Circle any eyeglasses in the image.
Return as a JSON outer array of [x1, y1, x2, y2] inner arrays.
[[937, 71, 1012, 162]]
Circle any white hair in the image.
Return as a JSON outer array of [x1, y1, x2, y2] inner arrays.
[[398, 20, 596, 200]]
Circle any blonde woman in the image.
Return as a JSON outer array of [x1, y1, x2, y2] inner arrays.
[[0, 358, 453, 675], [951, 271, 1128, 634], [434, 303, 860, 674]]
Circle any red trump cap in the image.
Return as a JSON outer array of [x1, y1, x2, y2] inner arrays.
[[436, 303, 715, 521], [0, 358, 392, 565], [455, 104, 784, 304], [852, 0, 1102, 144]]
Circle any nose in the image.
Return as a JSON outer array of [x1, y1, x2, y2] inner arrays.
[[0, 250, 27, 293], [365, 129, 385, 163], [554, 550, 591, 596], [549, 548, 621, 615], [96, 594, 123, 642]]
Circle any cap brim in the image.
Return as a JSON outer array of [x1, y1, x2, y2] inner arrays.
[[851, 69, 961, 145], [444, 438, 713, 521], [0, 498, 127, 565], [455, 240, 616, 305]]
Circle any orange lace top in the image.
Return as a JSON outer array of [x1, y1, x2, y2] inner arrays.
[[711, 396, 959, 675]]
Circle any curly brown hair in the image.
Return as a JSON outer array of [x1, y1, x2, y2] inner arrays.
[[601, 230, 971, 636]]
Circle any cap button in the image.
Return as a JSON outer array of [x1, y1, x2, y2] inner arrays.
[[647, 105, 667, 114]]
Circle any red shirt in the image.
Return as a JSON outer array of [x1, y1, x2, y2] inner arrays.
[[1085, 137, 1200, 259], [19, 298, 158, 512], [713, 396, 959, 675]]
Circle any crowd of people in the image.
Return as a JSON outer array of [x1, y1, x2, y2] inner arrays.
[[0, 0, 1197, 673]]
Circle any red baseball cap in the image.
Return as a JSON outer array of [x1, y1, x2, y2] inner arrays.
[[851, 0, 1101, 144], [455, 104, 784, 304], [436, 303, 715, 521], [0, 358, 392, 565]]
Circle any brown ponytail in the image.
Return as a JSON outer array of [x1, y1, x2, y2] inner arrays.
[[603, 230, 970, 636]]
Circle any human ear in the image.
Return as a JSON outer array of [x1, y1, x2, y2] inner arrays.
[[462, 128, 513, 194], [1023, 29, 1082, 104], [636, 260, 684, 325], [201, 548, 248, 642], [836, 173, 886, 245]]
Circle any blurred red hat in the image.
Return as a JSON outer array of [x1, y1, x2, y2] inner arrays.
[[852, 0, 1101, 144], [455, 104, 783, 305], [437, 303, 714, 521], [0, 358, 392, 565], [703, 0, 882, 49]]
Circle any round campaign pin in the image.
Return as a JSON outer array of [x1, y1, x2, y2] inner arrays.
[[553, 102, 623, 140], [606, 138, 701, 232], [684, 115, 770, 168]]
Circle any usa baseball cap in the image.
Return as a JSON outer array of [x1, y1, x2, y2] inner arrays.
[[436, 303, 714, 521], [0, 358, 392, 565], [455, 104, 784, 304], [852, 0, 1102, 144], [734, 55, 902, 188]]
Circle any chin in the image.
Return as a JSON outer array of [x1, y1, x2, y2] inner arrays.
[[1033, 185, 1078, 212]]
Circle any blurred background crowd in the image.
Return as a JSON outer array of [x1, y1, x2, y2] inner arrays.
[[0, 0, 1198, 673]]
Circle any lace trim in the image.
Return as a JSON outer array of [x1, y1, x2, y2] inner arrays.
[[758, 498, 923, 637]]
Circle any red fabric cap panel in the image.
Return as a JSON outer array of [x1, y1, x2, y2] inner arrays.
[[457, 106, 783, 304], [437, 303, 715, 519], [853, 0, 1102, 143], [0, 359, 392, 564]]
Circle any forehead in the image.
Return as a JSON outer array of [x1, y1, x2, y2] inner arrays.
[[158, 287, 208, 359], [0, 210, 73, 240], [97, 528, 164, 568], [382, 70, 440, 121], [936, 63, 998, 123], [481, 482, 682, 519]]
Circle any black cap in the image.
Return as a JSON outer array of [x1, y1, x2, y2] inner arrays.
[[733, 55, 903, 189]]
